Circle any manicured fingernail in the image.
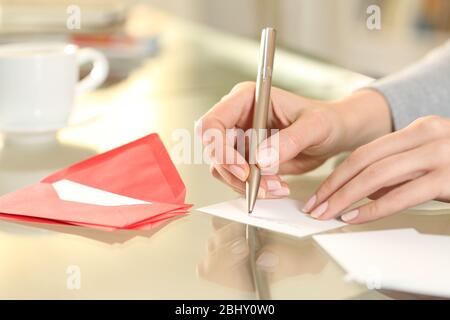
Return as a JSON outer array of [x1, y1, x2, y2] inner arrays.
[[258, 188, 266, 198], [266, 180, 282, 191], [256, 251, 279, 270], [257, 147, 278, 168], [310, 201, 328, 219], [269, 187, 290, 197], [341, 209, 359, 222], [303, 195, 316, 212], [231, 238, 248, 255], [229, 165, 246, 181]]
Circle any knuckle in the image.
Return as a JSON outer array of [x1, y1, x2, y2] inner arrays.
[[434, 139, 450, 162], [413, 115, 450, 136], [421, 115, 445, 124], [345, 147, 364, 169], [291, 160, 308, 174], [281, 130, 302, 151], [307, 109, 327, 123], [231, 81, 255, 93], [307, 109, 332, 134], [364, 162, 383, 179], [199, 117, 220, 134]]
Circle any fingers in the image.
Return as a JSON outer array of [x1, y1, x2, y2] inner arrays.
[[210, 163, 248, 193], [263, 175, 291, 197], [265, 180, 290, 198], [367, 173, 423, 200], [340, 172, 440, 224], [309, 144, 433, 220], [310, 117, 450, 208], [199, 83, 337, 191], [220, 144, 250, 179], [204, 127, 249, 166], [256, 110, 331, 169], [210, 163, 290, 198], [207, 141, 250, 187], [197, 83, 254, 190], [196, 82, 256, 140], [304, 135, 450, 221], [277, 155, 326, 175]]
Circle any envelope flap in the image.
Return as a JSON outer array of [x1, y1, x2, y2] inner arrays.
[[42, 134, 186, 204]]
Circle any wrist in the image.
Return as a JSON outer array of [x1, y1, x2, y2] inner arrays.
[[332, 89, 393, 150]]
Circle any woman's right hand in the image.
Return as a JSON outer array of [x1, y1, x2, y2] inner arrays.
[[196, 82, 392, 199]]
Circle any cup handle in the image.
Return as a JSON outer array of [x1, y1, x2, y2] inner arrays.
[[75, 48, 109, 96]]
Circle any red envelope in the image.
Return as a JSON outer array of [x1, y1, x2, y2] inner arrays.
[[43, 134, 186, 205], [0, 133, 191, 231]]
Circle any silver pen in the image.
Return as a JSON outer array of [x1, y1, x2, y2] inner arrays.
[[246, 27, 276, 214]]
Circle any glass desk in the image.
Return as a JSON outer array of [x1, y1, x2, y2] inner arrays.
[[0, 18, 449, 300]]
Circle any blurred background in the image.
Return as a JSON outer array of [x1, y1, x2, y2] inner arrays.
[[148, 0, 450, 76], [0, 0, 449, 202], [1, 0, 449, 78]]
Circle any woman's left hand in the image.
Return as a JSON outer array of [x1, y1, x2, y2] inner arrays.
[[303, 115, 450, 224]]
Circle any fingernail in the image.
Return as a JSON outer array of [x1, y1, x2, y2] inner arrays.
[[341, 209, 359, 222], [269, 186, 290, 197], [230, 238, 248, 255], [303, 195, 316, 212], [266, 180, 281, 191], [310, 201, 328, 219], [257, 147, 278, 168], [256, 251, 279, 270], [229, 165, 246, 181], [258, 188, 266, 198]]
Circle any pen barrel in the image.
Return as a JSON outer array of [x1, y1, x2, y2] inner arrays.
[[246, 28, 276, 213], [248, 28, 276, 166]]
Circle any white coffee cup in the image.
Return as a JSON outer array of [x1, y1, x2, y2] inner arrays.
[[0, 42, 109, 133]]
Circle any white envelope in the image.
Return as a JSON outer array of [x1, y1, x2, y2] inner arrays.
[[314, 229, 450, 298], [198, 198, 346, 238]]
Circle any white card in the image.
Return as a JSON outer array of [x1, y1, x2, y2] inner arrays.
[[52, 179, 150, 206], [313, 229, 450, 298], [197, 198, 346, 238]]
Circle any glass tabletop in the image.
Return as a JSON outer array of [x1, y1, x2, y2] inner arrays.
[[1, 18, 449, 300]]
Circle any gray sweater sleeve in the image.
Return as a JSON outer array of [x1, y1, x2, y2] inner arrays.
[[369, 40, 450, 130]]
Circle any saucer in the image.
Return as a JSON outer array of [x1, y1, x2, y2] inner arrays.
[[1, 130, 59, 147]]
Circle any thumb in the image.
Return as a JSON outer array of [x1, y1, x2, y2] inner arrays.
[[256, 111, 329, 168]]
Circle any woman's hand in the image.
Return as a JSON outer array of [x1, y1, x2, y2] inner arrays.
[[196, 82, 391, 198], [305, 116, 450, 223]]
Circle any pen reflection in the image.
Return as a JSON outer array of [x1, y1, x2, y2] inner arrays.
[[197, 216, 328, 293]]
